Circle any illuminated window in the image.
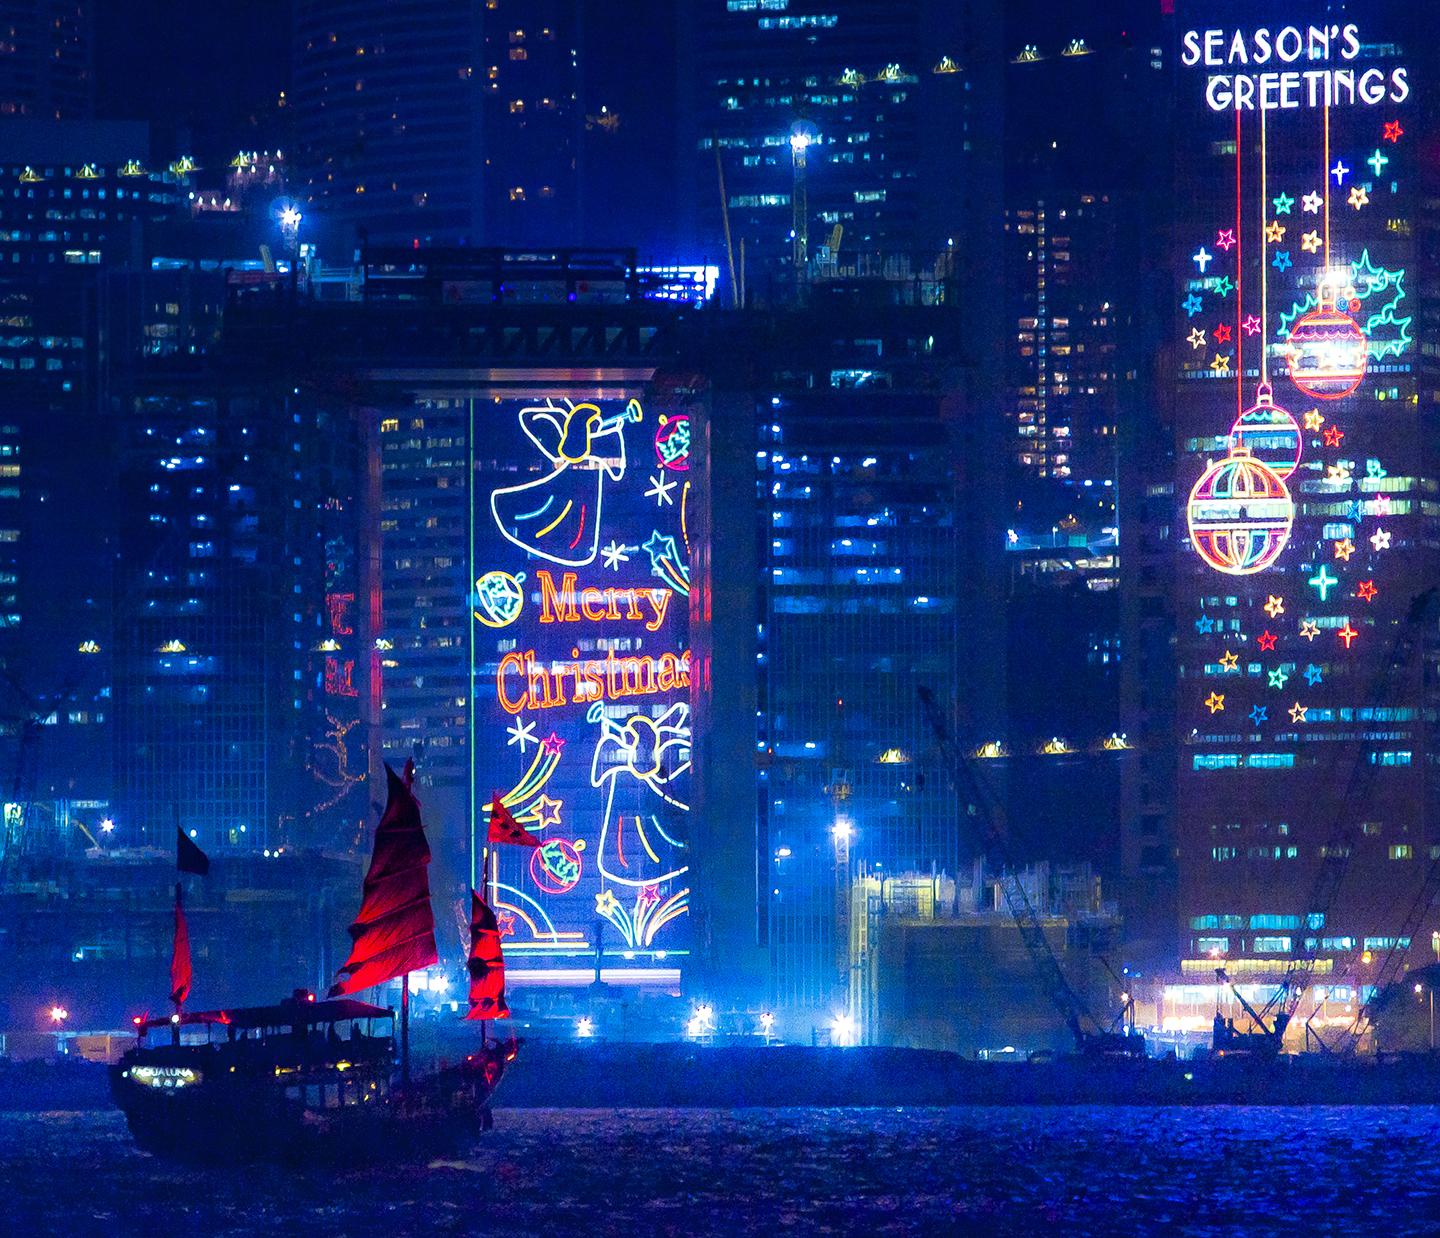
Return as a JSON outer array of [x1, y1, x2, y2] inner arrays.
[[1253, 936, 1291, 953], [509, 187, 525, 201], [380, 418, 399, 432], [510, 48, 526, 60], [1389, 845, 1414, 860], [539, 186, 554, 198], [509, 100, 524, 113], [1197, 937, 1228, 954]]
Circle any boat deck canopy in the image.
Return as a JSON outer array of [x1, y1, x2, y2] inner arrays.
[[137, 997, 393, 1036]]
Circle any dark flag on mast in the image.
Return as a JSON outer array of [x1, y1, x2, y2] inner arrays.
[[170, 883, 192, 1007], [177, 825, 210, 876], [466, 889, 511, 1020]]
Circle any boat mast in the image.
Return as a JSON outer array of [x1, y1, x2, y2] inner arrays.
[[401, 973, 411, 1083]]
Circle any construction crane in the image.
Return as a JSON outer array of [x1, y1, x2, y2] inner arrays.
[[1215, 587, 1438, 1054], [917, 685, 1145, 1058], [1345, 853, 1440, 1051]]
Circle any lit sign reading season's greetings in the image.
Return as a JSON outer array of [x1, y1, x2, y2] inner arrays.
[[470, 397, 692, 971]]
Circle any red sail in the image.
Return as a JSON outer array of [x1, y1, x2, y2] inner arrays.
[[466, 889, 511, 1020], [170, 883, 192, 1008], [488, 794, 540, 847], [329, 762, 439, 996]]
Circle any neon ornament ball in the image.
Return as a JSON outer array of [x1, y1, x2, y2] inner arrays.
[[1229, 382, 1301, 479], [1284, 281, 1369, 400], [1187, 447, 1295, 575]]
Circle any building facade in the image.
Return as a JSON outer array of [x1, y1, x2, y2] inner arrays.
[[1165, 2, 1440, 1040]]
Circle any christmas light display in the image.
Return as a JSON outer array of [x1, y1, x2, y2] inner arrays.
[[1229, 383, 1301, 479], [1284, 280, 1369, 399], [1187, 448, 1295, 575]]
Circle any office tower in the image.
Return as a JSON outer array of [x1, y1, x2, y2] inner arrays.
[[1162, 2, 1440, 1039], [0, 0, 93, 120]]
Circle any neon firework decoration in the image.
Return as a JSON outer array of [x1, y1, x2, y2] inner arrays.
[[474, 396, 692, 970]]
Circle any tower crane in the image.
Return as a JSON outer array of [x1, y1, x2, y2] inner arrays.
[[917, 685, 1145, 1058]]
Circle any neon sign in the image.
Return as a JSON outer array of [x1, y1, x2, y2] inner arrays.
[[474, 397, 691, 975]]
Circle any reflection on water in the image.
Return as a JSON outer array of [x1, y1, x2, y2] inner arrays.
[[4, 1106, 1440, 1237]]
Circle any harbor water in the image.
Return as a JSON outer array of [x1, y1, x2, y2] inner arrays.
[[4, 1105, 1439, 1237]]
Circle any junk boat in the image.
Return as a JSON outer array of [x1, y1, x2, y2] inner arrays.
[[111, 761, 519, 1162]]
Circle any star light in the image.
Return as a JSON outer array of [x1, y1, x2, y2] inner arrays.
[[1323, 424, 1345, 447], [1193, 246, 1213, 272], [1242, 315, 1262, 336], [595, 889, 621, 916], [1264, 595, 1285, 618], [1303, 410, 1324, 431], [1205, 692, 1225, 714], [495, 911, 516, 938], [1302, 191, 1323, 213], [1264, 220, 1286, 243], [1304, 663, 1324, 687], [1356, 580, 1377, 602], [1368, 149, 1389, 177], [1215, 228, 1237, 251], [1187, 327, 1206, 349], [645, 473, 678, 506], [1219, 650, 1239, 671], [1331, 159, 1350, 185], [1272, 250, 1292, 272], [1348, 186, 1369, 209], [1327, 464, 1351, 483], [1248, 705, 1268, 726], [601, 539, 633, 570], [1366, 459, 1387, 480], [1334, 539, 1355, 561], [1301, 230, 1322, 253], [1196, 615, 1215, 634], [1338, 623, 1359, 648], [1372, 494, 1392, 516], [541, 731, 566, 756], [1213, 276, 1234, 297], [532, 794, 563, 830], [1269, 666, 1289, 689], [1183, 293, 1204, 317], [506, 717, 538, 752], [1371, 528, 1392, 551], [1299, 620, 1319, 641], [1211, 353, 1231, 373], [1309, 566, 1338, 600], [1289, 702, 1308, 723], [1272, 191, 1294, 215], [1257, 630, 1278, 651], [1383, 120, 1403, 143], [1214, 323, 1232, 343]]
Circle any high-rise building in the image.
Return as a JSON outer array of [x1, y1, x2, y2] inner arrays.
[[1161, 1, 1440, 1041], [0, 0, 94, 121], [685, 0, 996, 297]]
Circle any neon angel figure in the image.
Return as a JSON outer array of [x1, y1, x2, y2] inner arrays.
[[490, 398, 642, 567], [586, 700, 690, 887]]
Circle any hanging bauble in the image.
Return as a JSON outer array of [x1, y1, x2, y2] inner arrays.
[[1228, 382, 1301, 479], [1187, 446, 1294, 575], [1284, 281, 1368, 400]]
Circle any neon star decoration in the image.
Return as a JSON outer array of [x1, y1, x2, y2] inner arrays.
[[1289, 702, 1308, 723], [1303, 410, 1324, 431], [1211, 353, 1231, 373], [1323, 425, 1345, 447], [1184, 293, 1204, 316], [643, 530, 690, 595], [1214, 276, 1234, 297], [1356, 580, 1377, 602], [1248, 706, 1268, 726], [1205, 692, 1225, 714], [1304, 664, 1323, 687], [1257, 630, 1278, 651], [1216, 228, 1237, 251], [1196, 615, 1215, 634], [1299, 620, 1319, 641], [541, 731, 566, 756], [1219, 650, 1239, 671], [1309, 566, 1338, 600], [1302, 191, 1322, 213], [1214, 323, 1232, 343], [1383, 121, 1403, 142], [1268, 667, 1289, 689], [1264, 221, 1286, 243], [1242, 315, 1262, 336], [645, 473, 678, 506], [1301, 231, 1322, 254], [1338, 623, 1359, 649], [1193, 246, 1213, 272], [1334, 539, 1355, 561], [1327, 464, 1351, 483], [1331, 160, 1350, 185], [1188, 328, 1206, 349], [1348, 186, 1369, 210], [506, 717, 539, 752], [1272, 191, 1294, 215], [1366, 459, 1387, 479], [1371, 528, 1392, 551], [1367, 149, 1389, 177], [1372, 495, 1392, 515], [1272, 250, 1292, 272], [1264, 596, 1285, 618]]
